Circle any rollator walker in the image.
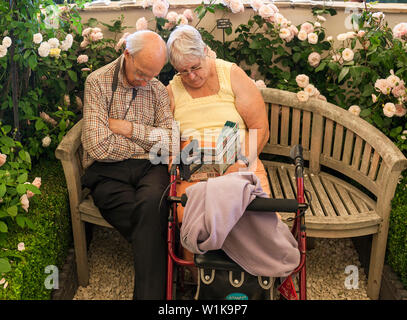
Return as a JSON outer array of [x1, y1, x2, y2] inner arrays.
[[164, 143, 309, 300]]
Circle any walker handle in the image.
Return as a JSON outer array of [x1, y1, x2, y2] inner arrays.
[[179, 194, 299, 212]]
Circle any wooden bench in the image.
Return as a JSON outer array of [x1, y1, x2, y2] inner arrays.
[[55, 88, 407, 300]]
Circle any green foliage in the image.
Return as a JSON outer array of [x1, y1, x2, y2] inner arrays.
[[0, 159, 71, 299], [387, 172, 407, 288]]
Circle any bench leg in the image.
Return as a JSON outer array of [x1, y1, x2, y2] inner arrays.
[[367, 230, 387, 300], [72, 215, 90, 287]]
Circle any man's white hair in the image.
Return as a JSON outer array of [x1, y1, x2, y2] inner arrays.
[[166, 25, 207, 68], [126, 30, 165, 57]]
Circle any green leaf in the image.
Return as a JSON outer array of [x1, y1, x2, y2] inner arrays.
[[16, 216, 25, 228], [360, 108, 371, 118], [0, 184, 6, 198], [0, 258, 11, 273], [68, 70, 78, 82], [338, 67, 350, 83], [28, 54, 37, 70], [16, 184, 26, 195], [0, 221, 7, 233], [25, 184, 41, 195], [249, 40, 262, 49], [7, 205, 17, 217], [315, 62, 326, 72], [17, 172, 28, 184], [293, 52, 301, 63]]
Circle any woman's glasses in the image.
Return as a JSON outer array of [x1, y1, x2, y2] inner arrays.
[[176, 64, 203, 77]]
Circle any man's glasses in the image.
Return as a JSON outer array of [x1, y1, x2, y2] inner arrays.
[[176, 65, 203, 77]]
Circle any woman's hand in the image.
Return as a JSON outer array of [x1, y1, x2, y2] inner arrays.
[[223, 161, 248, 175]]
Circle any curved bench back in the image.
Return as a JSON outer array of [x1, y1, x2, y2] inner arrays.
[[260, 88, 407, 200]]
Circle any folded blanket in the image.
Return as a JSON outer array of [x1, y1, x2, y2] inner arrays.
[[180, 172, 300, 277]]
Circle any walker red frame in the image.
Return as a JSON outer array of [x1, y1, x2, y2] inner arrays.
[[165, 148, 308, 300]]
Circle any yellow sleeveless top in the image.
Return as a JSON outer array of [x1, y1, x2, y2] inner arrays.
[[170, 59, 247, 147]]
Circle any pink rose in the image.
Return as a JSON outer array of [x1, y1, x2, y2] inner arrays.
[[136, 17, 148, 31], [383, 102, 396, 117], [392, 83, 406, 98], [255, 80, 266, 89], [89, 32, 103, 42], [258, 4, 277, 19], [300, 22, 314, 34], [0, 153, 6, 167], [393, 22, 407, 39], [251, 0, 264, 12], [152, 1, 168, 18], [229, 0, 244, 14], [77, 54, 88, 64], [20, 194, 29, 212], [395, 104, 407, 117], [374, 78, 392, 95], [297, 91, 309, 102], [166, 11, 178, 23], [308, 52, 321, 67], [177, 14, 189, 25], [183, 9, 194, 22], [80, 40, 89, 48], [296, 74, 309, 88], [32, 177, 41, 189], [348, 105, 361, 116], [372, 94, 378, 103]]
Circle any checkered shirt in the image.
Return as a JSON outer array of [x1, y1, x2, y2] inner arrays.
[[81, 55, 175, 169]]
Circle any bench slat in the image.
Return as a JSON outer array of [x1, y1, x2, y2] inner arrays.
[[280, 106, 290, 146], [266, 167, 284, 198], [277, 166, 295, 199], [321, 177, 350, 216], [368, 151, 381, 180], [301, 111, 311, 150], [309, 174, 336, 217], [323, 118, 333, 156], [270, 104, 280, 144], [335, 184, 360, 216], [291, 108, 301, 146], [342, 129, 354, 165], [351, 135, 363, 170], [333, 124, 344, 161], [303, 173, 323, 217], [360, 143, 372, 175]]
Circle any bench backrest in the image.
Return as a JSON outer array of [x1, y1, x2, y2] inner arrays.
[[260, 88, 407, 203]]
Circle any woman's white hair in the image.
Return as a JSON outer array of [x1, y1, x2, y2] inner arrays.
[[126, 30, 164, 57], [166, 25, 207, 68]]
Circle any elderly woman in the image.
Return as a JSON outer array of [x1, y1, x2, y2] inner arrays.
[[166, 25, 272, 262]]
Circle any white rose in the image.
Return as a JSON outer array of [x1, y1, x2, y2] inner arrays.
[[279, 28, 292, 40], [308, 52, 321, 67], [42, 135, 51, 147], [2, 36, 12, 48], [251, 0, 264, 12], [383, 102, 396, 117], [297, 30, 308, 41], [316, 15, 326, 22], [0, 45, 7, 58], [38, 42, 51, 57], [47, 38, 60, 49], [307, 32, 318, 44], [337, 33, 348, 41], [342, 48, 354, 62], [314, 22, 321, 28], [33, 33, 43, 44], [326, 36, 333, 42], [348, 105, 361, 116]]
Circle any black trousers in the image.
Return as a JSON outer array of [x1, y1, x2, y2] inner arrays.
[[81, 159, 169, 300]]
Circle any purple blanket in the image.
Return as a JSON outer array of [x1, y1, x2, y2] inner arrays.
[[180, 172, 300, 277]]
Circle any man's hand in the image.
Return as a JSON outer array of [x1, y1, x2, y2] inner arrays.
[[108, 118, 133, 139]]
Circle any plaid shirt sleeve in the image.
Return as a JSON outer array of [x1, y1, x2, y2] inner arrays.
[[81, 77, 147, 161], [131, 82, 176, 155]]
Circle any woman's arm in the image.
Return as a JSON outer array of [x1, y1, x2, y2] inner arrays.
[[230, 64, 269, 167]]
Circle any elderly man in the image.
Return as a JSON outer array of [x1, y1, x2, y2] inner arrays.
[[81, 30, 174, 300]]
